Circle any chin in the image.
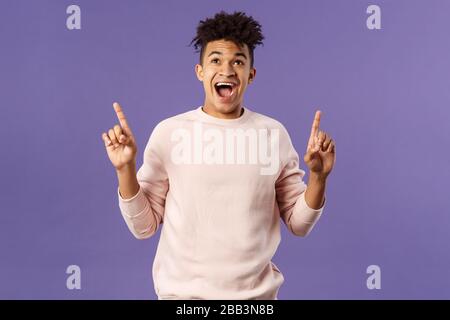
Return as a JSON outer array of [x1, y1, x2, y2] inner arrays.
[[215, 99, 243, 111], [217, 104, 240, 114], [204, 94, 243, 116]]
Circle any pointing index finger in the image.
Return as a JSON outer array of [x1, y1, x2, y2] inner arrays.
[[308, 110, 321, 148], [113, 102, 132, 135]]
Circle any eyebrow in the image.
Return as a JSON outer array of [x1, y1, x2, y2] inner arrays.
[[207, 51, 248, 60]]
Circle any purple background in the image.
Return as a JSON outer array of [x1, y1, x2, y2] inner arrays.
[[1, 0, 450, 299]]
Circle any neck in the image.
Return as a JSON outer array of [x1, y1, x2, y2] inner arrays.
[[202, 104, 244, 119]]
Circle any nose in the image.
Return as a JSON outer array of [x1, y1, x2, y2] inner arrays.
[[219, 63, 236, 77]]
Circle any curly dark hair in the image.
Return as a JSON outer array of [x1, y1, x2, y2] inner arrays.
[[189, 11, 264, 68]]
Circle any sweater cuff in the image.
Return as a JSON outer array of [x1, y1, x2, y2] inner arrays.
[[296, 191, 325, 217], [117, 185, 148, 218]]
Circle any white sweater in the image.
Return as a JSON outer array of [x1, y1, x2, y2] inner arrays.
[[117, 106, 324, 299]]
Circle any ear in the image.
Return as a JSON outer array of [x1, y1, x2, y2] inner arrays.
[[248, 67, 256, 83], [195, 64, 204, 81]]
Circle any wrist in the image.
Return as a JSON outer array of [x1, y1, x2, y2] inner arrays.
[[309, 171, 328, 183], [116, 162, 136, 175]]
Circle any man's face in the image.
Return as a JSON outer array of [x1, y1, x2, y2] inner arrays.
[[195, 39, 256, 118]]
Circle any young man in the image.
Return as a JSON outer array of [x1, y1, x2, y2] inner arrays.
[[102, 11, 336, 300]]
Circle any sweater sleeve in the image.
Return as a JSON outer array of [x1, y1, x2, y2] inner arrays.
[[117, 123, 169, 239], [276, 126, 325, 237]]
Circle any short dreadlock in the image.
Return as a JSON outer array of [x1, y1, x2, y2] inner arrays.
[[189, 11, 264, 68]]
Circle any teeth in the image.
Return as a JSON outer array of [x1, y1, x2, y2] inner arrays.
[[215, 82, 235, 87]]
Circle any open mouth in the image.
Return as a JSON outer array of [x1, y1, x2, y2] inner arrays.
[[214, 82, 237, 98]]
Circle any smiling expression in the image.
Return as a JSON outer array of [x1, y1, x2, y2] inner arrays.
[[195, 39, 256, 119]]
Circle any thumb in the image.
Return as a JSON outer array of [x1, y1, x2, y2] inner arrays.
[[304, 145, 319, 163], [118, 134, 131, 145]]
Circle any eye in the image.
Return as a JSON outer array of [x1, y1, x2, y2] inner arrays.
[[234, 60, 244, 65], [211, 58, 219, 63]]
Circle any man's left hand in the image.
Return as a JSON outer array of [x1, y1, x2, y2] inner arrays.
[[303, 110, 336, 180]]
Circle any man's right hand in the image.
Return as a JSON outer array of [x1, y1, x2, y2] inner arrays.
[[102, 102, 138, 171]]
